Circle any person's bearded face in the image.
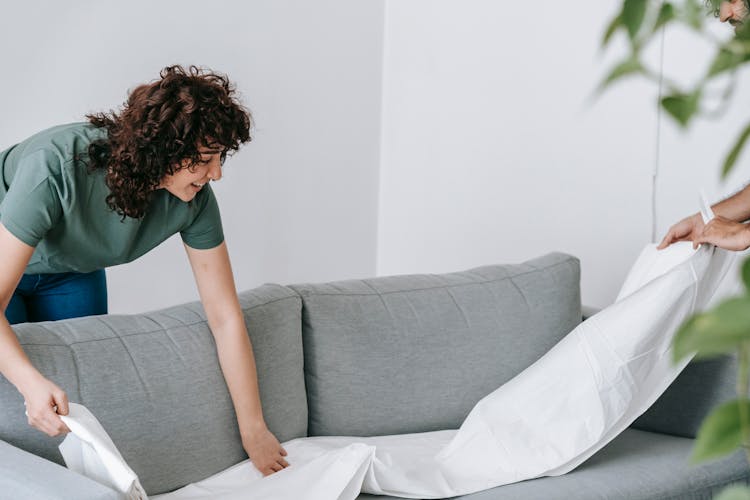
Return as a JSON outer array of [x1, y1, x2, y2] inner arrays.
[[719, 0, 749, 32]]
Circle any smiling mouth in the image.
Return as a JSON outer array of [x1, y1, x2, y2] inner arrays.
[[191, 182, 205, 188]]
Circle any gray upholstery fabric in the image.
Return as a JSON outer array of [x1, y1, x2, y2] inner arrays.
[[291, 253, 581, 437], [356, 428, 750, 500], [0, 284, 306, 496], [632, 354, 738, 438], [0, 440, 120, 500]]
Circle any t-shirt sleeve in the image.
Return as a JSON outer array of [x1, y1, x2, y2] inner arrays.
[[180, 183, 225, 250], [0, 150, 63, 247]]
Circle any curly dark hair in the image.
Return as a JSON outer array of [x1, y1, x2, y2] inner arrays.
[[86, 65, 252, 219]]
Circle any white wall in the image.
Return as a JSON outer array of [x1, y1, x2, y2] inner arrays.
[[377, 0, 660, 308], [2, 1, 743, 315], [0, 0, 384, 313]]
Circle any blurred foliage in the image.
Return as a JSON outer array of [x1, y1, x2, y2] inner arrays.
[[602, 2, 750, 497], [601, 0, 750, 176]]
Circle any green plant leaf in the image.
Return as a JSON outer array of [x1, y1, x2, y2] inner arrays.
[[653, 3, 675, 33], [692, 399, 750, 463], [722, 120, 750, 178], [603, 14, 622, 47], [599, 57, 644, 91], [673, 296, 750, 362], [661, 91, 700, 128], [742, 257, 750, 293], [708, 48, 742, 78], [714, 485, 750, 500], [622, 0, 648, 41], [684, 0, 705, 30]]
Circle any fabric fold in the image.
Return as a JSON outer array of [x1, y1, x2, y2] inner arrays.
[[59, 403, 147, 500]]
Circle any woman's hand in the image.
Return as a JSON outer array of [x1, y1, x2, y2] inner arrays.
[[693, 216, 750, 251], [20, 374, 71, 437], [241, 424, 289, 476], [657, 213, 705, 250]]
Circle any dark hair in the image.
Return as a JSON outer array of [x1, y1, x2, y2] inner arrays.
[[86, 65, 252, 219]]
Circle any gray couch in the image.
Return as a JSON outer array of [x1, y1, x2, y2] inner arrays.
[[0, 252, 747, 499]]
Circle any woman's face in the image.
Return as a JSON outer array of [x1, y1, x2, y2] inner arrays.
[[159, 148, 224, 202]]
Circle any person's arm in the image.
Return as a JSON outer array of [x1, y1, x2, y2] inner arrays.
[[0, 223, 70, 436], [183, 241, 289, 476], [692, 215, 750, 250], [658, 185, 750, 250], [710, 184, 750, 222]]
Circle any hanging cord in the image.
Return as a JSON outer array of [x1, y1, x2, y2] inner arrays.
[[652, 7, 666, 243]]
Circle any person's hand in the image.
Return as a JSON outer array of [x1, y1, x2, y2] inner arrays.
[[693, 216, 750, 251], [241, 424, 289, 476], [19, 374, 71, 436], [657, 213, 704, 250]]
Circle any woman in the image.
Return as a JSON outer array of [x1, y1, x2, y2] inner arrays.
[[0, 65, 289, 476]]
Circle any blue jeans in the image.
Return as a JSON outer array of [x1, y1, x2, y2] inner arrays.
[[6, 270, 108, 324]]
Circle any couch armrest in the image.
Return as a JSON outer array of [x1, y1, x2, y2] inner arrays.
[[0, 440, 121, 500], [582, 305, 601, 321]]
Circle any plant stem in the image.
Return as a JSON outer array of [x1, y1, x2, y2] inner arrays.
[[738, 342, 750, 466]]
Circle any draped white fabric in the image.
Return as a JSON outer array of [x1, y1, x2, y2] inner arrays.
[[59, 242, 735, 500], [59, 404, 147, 500]]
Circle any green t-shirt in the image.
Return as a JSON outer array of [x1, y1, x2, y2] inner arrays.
[[0, 122, 224, 274]]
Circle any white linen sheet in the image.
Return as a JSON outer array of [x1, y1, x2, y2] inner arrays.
[[59, 241, 736, 500], [59, 403, 148, 500]]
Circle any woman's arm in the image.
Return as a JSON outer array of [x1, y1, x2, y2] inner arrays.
[[183, 241, 289, 476], [0, 223, 70, 436]]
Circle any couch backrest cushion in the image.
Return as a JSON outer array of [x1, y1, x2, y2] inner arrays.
[[290, 253, 581, 437], [0, 284, 306, 495], [631, 354, 737, 438]]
